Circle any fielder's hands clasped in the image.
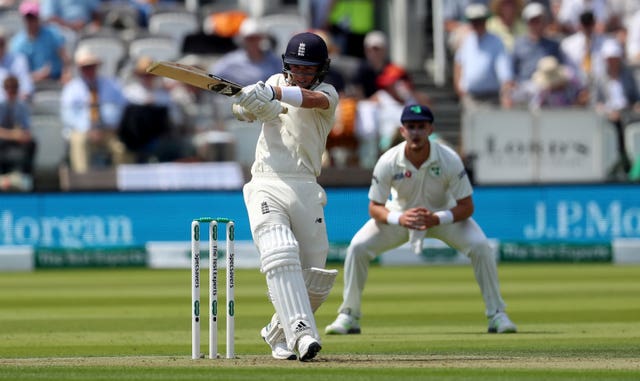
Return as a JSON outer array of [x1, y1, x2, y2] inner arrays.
[[400, 207, 439, 230]]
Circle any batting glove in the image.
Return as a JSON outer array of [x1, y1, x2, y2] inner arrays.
[[232, 103, 256, 122], [254, 99, 282, 122], [236, 83, 259, 105], [239, 81, 276, 110], [253, 81, 276, 102]]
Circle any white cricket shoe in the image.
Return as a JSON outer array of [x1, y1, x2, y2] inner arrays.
[[488, 312, 517, 333], [325, 313, 361, 335], [260, 325, 297, 360], [297, 334, 321, 362]]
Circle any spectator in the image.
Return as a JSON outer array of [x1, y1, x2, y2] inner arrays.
[[121, 56, 187, 163], [591, 40, 640, 176], [209, 18, 282, 87], [556, 0, 610, 35], [0, 75, 35, 191], [454, 3, 515, 111], [39, 0, 101, 34], [626, 7, 640, 65], [0, 28, 33, 102], [353, 30, 431, 163], [524, 55, 588, 109], [486, 0, 527, 52], [512, 2, 564, 84], [444, 0, 491, 52], [9, 1, 69, 85], [352, 30, 428, 104], [544, 0, 567, 41], [60, 48, 129, 173], [560, 10, 609, 85]]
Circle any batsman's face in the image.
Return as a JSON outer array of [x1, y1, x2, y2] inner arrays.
[[287, 64, 319, 88], [401, 121, 432, 149]]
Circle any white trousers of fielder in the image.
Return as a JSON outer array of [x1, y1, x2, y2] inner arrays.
[[338, 217, 507, 318]]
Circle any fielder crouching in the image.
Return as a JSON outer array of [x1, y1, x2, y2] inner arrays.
[[325, 104, 518, 336], [233, 32, 339, 361]]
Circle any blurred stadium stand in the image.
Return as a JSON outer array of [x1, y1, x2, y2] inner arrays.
[[4, 0, 638, 192]]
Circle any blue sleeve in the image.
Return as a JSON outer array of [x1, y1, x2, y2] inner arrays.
[[39, 0, 58, 20]]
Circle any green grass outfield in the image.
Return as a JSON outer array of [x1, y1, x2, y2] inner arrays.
[[0, 263, 638, 380]]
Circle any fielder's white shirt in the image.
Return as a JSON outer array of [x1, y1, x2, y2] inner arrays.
[[251, 73, 339, 178], [369, 140, 473, 212]]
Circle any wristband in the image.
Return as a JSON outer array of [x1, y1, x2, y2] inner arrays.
[[280, 86, 303, 107], [434, 210, 454, 225], [386, 211, 401, 225]]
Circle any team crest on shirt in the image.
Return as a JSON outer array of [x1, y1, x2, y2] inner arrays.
[[428, 165, 441, 177]]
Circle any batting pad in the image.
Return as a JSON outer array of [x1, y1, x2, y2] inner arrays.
[[257, 224, 318, 350], [303, 267, 338, 311]]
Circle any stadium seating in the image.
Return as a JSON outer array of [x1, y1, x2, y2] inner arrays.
[[148, 11, 199, 46]]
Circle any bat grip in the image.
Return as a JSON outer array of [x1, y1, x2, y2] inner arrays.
[[280, 105, 288, 114]]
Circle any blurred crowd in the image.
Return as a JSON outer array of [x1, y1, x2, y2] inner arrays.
[[1, 0, 640, 192], [449, 0, 640, 181]]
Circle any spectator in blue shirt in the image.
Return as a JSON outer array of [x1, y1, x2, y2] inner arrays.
[[61, 48, 129, 173], [512, 2, 565, 84], [9, 1, 69, 85], [454, 3, 514, 110], [209, 18, 282, 87], [444, 0, 491, 52], [40, 0, 101, 34]]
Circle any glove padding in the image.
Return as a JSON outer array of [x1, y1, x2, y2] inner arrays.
[[253, 99, 282, 122], [232, 103, 256, 122], [253, 81, 276, 102], [236, 83, 258, 105], [238, 81, 276, 112]]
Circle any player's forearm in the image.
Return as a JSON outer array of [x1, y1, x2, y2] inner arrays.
[[274, 86, 329, 109], [441, 196, 474, 224], [368, 201, 394, 225]]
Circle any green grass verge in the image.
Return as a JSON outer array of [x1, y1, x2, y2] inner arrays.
[[0, 264, 638, 380]]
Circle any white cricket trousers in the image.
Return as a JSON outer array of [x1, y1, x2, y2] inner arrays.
[[338, 218, 507, 318], [243, 175, 329, 269]]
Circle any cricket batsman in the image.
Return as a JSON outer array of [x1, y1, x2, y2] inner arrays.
[[325, 104, 517, 335], [233, 32, 339, 361]]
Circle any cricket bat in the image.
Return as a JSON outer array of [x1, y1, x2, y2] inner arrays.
[[146, 61, 287, 113]]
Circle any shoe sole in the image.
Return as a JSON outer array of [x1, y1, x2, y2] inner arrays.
[[260, 328, 297, 360], [325, 327, 361, 335], [299, 342, 321, 362], [488, 327, 517, 334]]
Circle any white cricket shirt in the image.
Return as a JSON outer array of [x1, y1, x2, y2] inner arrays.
[[251, 73, 339, 178], [368, 140, 473, 212]]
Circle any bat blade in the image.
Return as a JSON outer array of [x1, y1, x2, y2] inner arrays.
[[146, 61, 242, 96], [146, 61, 287, 114]]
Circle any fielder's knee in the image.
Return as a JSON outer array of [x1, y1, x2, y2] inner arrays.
[[347, 238, 377, 262], [468, 241, 494, 262]]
